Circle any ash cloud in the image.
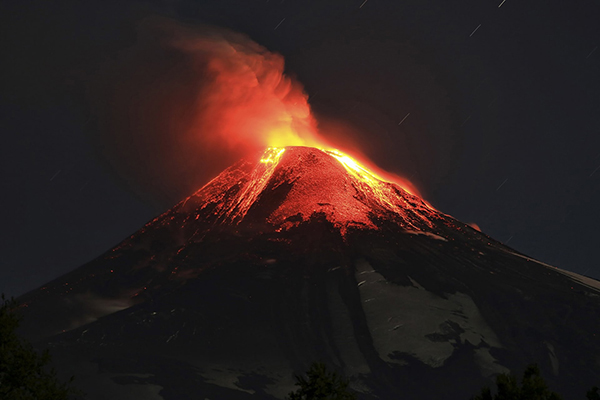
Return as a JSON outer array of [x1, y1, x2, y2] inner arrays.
[[89, 17, 323, 208]]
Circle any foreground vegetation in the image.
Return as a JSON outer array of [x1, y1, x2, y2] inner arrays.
[[471, 363, 598, 400], [287, 362, 356, 400], [2, 293, 597, 400], [288, 361, 599, 400], [0, 294, 77, 400]]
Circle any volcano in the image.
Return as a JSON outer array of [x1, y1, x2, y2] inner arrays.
[[18, 147, 600, 400]]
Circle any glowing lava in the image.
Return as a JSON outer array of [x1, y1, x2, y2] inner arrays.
[[90, 19, 425, 209], [178, 146, 437, 235], [261, 146, 432, 210], [259, 148, 286, 164]]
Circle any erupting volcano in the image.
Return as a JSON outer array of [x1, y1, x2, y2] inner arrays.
[[180, 146, 434, 233], [17, 146, 600, 400]]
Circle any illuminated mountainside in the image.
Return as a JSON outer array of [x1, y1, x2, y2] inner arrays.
[[177, 146, 435, 230], [18, 147, 600, 400]]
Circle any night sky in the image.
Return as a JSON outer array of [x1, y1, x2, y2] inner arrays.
[[1, 0, 599, 298]]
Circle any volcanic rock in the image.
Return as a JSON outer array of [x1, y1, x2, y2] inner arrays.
[[18, 147, 600, 400]]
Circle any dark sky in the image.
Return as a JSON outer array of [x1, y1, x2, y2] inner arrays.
[[1, 0, 599, 297]]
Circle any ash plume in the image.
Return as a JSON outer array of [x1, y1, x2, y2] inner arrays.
[[89, 17, 325, 208]]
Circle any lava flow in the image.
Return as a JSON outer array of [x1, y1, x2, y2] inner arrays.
[[91, 20, 427, 208], [176, 146, 438, 235]]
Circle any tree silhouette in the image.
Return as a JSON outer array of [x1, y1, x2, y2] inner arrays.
[[472, 364, 562, 400], [0, 294, 77, 400], [587, 387, 600, 400], [287, 362, 356, 400]]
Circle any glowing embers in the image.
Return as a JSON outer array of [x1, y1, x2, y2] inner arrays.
[[325, 149, 382, 186], [260, 147, 286, 164], [226, 147, 286, 222], [322, 149, 412, 218], [209, 146, 438, 232]]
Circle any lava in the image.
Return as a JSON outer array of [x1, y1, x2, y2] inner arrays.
[[274, 146, 432, 212], [91, 18, 422, 206], [259, 148, 286, 164], [227, 147, 287, 221], [185, 146, 437, 233]]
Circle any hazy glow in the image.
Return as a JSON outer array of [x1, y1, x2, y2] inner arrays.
[[92, 18, 424, 204], [260, 148, 286, 164], [257, 147, 435, 216]]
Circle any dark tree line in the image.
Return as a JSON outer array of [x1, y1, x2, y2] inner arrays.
[[0, 294, 77, 400], [472, 363, 599, 400], [287, 361, 599, 400], [2, 293, 598, 400], [287, 362, 356, 400]]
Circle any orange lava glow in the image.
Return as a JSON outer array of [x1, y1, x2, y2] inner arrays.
[[258, 146, 435, 214], [259, 148, 286, 164], [185, 146, 438, 232], [93, 19, 425, 205], [186, 26, 326, 154], [321, 148, 433, 211], [164, 21, 424, 200], [324, 149, 416, 195], [468, 222, 482, 232]]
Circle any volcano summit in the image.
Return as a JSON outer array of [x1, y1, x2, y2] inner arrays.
[[18, 147, 600, 400], [174, 146, 436, 232]]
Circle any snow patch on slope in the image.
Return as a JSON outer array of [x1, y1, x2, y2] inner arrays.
[[201, 369, 255, 395], [73, 362, 164, 400], [64, 292, 133, 334], [355, 260, 507, 376]]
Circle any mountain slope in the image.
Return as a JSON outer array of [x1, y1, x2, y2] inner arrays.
[[18, 147, 600, 400]]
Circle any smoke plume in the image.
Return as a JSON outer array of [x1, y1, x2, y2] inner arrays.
[[90, 17, 327, 208]]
